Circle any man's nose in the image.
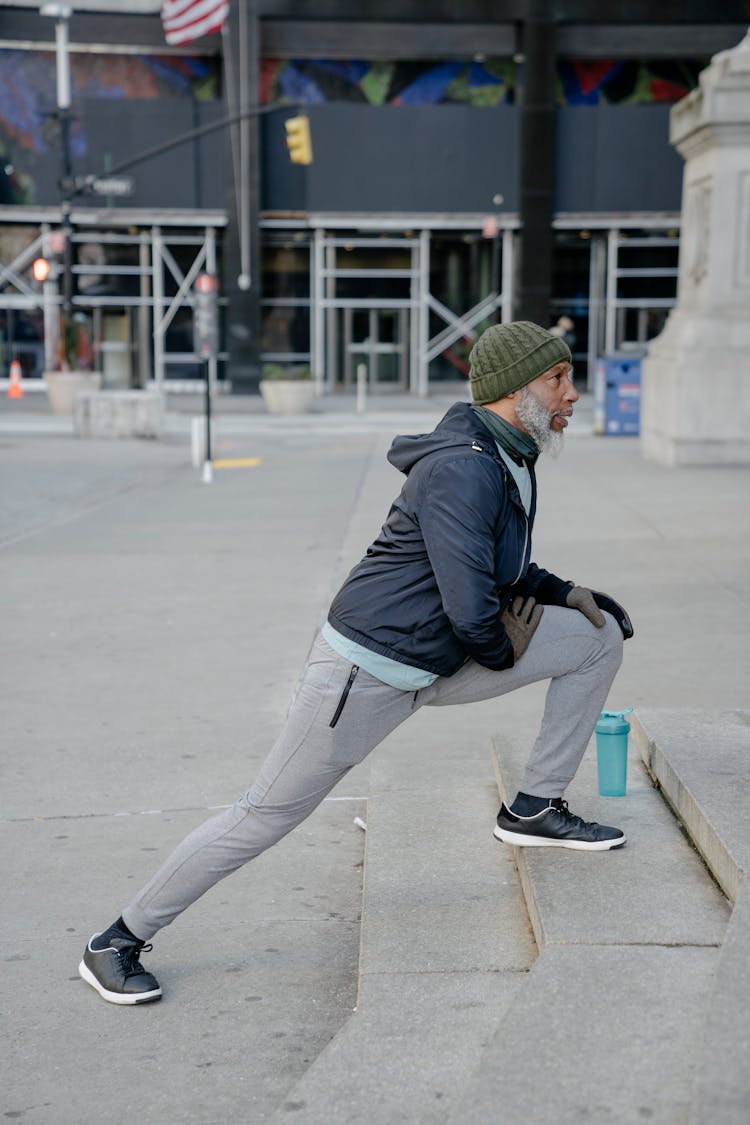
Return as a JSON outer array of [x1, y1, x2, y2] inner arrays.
[[564, 377, 579, 402]]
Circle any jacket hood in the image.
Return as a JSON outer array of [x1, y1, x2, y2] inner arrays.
[[387, 402, 492, 475]]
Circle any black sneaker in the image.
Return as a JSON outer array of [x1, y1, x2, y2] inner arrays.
[[494, 800, 626, 851], [79, 934, 162, 1005]]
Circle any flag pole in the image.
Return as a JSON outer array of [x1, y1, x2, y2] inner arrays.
[[237, 0, 251, 290], [221, 21, 244, 284]]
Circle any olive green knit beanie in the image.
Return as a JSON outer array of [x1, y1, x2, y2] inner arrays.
[[469, 321, 571, 405]]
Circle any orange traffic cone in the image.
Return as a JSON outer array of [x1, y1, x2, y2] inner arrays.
[[7, 359, 24, 399]]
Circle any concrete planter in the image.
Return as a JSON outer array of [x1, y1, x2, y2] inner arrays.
[[73, 389, 165, 439], [259, 379, 316, 415], [44, 370, 102, 415]]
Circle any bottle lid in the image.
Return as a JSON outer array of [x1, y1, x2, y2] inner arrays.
[[596, 708, 633, 733]]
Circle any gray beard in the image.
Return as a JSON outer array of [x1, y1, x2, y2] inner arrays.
[[515, 386, 565, 458]]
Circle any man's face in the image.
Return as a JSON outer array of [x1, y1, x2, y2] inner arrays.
[[513, 361, 578, 454], [523, 362, 579, 431]]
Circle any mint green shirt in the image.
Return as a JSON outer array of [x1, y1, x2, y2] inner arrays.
[[496, 444, 532, 516], [322, 622, 438, 691]]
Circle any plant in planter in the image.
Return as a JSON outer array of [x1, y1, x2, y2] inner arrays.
[[259, 363, 316, 415], [45, 312, 102, 416]]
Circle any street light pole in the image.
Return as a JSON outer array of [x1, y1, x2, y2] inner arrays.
[[41, 4, 74, 334]]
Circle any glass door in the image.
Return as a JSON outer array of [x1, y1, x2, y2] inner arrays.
[[316, 234, 418, 392], [341, 306, 409, 391]]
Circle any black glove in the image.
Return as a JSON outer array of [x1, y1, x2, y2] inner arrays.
[[566, 586, 633, 640], [591, 589, 634, 639], [500, 596, 544, 663]]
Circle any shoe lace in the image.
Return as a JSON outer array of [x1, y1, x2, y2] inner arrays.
[[553, 800, 588, 831], [117, 942, 153, 977]]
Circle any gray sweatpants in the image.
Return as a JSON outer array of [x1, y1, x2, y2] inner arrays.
[[123, 607, 623, 940]]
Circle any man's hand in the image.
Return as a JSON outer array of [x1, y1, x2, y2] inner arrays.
[[566, 586, 605, 627], [566, 586, 634, 640], [500, 596, 544, 663]]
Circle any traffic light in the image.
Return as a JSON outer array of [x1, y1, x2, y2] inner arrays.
[[32, 257, 51, 283], [285, 115, 313, 165], [32, 231, 65, 287], [194, 272, 219, 359]]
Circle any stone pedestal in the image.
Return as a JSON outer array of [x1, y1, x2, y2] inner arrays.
[[641, 30, 750, 466], [73, 389, 165, 439]]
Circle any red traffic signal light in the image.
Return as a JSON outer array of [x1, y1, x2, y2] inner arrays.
[[32, 257, 51, 283], [195, 272, 219, 294]]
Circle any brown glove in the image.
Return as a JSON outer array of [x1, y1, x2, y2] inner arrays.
[[500, 596, 544, 663], [566, 585, 634, 639], [566, 586, 605, 628]]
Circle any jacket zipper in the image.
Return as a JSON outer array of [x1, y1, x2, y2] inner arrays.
[[473, 437, 531, 587], [329, 665, 359, 728], [514, 511, 529, 584]]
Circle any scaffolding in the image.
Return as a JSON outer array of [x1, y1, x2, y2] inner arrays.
[[0, 207, 226, 391], [1, 207, 681, 394], [300, 215, 518, 396]]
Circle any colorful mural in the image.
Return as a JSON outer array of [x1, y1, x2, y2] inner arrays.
[[259, 58, 517, 107], [0, 51, 707, 206], [0, 49, 219, 204], [557, 59, 707, 105], [259, 57, 707, 107]]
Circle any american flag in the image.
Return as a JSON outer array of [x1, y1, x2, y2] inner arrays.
[[161, 0, 229, 46]]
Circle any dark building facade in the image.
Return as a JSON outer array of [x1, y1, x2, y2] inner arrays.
[[1, 1, 748, 393]]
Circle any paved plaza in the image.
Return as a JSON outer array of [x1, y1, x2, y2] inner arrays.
[[1, 391, 748, 1123]]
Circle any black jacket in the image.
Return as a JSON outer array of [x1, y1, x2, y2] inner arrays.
[[327, 402, 570, 677]]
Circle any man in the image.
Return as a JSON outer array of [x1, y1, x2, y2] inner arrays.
[[79, 321, 632, 1006]]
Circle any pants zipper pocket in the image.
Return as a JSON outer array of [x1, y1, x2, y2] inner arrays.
[[329, 665, 359, 728]]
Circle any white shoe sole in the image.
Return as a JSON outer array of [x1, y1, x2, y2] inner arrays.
[[493, 825, 626, 851], [78, 959, 162, 1005]]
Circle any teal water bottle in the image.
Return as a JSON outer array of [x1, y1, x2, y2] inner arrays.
[[595, 709, 633, 796]]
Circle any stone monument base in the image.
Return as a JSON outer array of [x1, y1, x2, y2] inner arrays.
[[640, 28, 750, 467], [641, 311, 750, 466]]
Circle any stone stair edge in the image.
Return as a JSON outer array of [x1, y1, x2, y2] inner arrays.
[[461, 724, 737, 1120], [267, 774, 532, 1123], [691, 879, 750, 1125], [489, 730, 730, 951], [453, 731, 733, 1123], [488, 739, 547, 950], [630, 709, 744, 903], [629, 711, 750, 1124]]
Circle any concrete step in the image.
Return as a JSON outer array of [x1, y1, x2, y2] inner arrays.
[[490, 730, 729, 951], [270, 711, 537, 1123], [448, 730, 730, 1124], [632, 709, 750, 1125], [631, 708, 749, 903]]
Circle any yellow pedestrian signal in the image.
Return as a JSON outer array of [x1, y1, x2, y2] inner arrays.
[[285, 115, 313, 165]]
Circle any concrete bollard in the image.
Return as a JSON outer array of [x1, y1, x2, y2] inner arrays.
[[356, 363, 367, 414], [74, 389, 164, 439], [191, 416, 216, 467]]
